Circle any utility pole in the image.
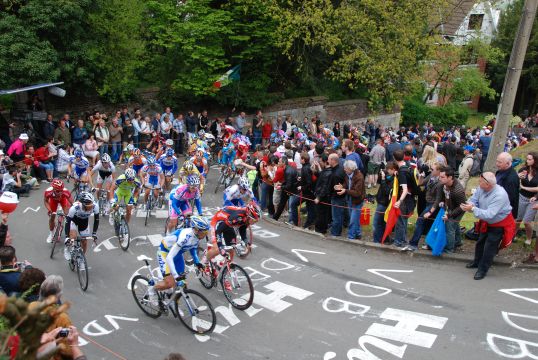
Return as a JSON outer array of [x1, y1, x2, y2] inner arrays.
[[484, 0, 538, 172]]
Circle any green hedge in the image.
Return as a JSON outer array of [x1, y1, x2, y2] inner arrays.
[[401, 98, 469, 128]]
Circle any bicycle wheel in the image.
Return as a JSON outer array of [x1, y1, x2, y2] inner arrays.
[[98, 198, 106, 216], [50, 221, 62, 259], [197, 261, 215, 289], [221, 263, 254, 310], [118, 217, 130, 251], [131, 275, 162, 319], [174, 289, 216, 334], [76, 251, 89, 291], [214, 172, 225, 193], [144, 196, 151, 226]]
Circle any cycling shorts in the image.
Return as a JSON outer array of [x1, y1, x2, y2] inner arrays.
[[47, 198, 70, 212], [114, 190, 135, 205], [69, 218, 91, 237], [157, 249, 185, 277], [73, 168, 88, 179], [132, 163, 144, 174], [168, 200, 191, 220], [161, 166, 175, 176], [210, 226, 236, 249], [144, 176, 161, 189]]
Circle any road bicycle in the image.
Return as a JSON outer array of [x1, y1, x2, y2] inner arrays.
[[214, 164, 237, 193], [68, 176, 90, 201], [144, 184, 158, 226], [66, 236, 92, 291], [131, 255, 216, 334], [95, 188, 109, 216], [197, 244, 254, 310], [112, 203, 130, 251], [49, 209, 66, 259]]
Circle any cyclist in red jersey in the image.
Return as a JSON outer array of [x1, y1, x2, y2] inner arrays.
[[204, 201, 261, 264], [44, 179, 73, 243]]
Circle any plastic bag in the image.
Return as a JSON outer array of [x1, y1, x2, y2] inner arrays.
[[425, 208, 447, 256]]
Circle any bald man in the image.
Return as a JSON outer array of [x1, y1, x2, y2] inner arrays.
[[461, 172, 515, 280], [495, 152, 519, 218]]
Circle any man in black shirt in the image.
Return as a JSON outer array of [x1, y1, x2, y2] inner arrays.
[[496, 152, 519, 218], [393, 150, 417, 247], [329, 153, 346, 236]]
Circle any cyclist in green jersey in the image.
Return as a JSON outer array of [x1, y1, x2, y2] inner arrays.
[[109, 168, 141, 225]]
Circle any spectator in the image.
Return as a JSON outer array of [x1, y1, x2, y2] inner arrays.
[[131, 111, 141, 148], [198, 110, 209, 132], [479, 129, 492, 171], [0, 105, 14, 149], [172, 114, 185, 155], [120, 106, 131, 124], [235, 112, 247, 134], [83, 134, 99, 167], [367, 139, 386, 188], [386, 137, 402, 162], [461, 172, 515, 280], [373, 161, 398, 243], [333, 122, 341, 138], [122, 117, 135, 148], [273, 156, 299, 224], [42, 114, 56, 140], [34, 142, 55, 182], [94, 119, 110, 157], [7, 133, 29, 163], [56, 145, 71, 175], [185, 111, 197, 135], [72, 120, 88, 148], [0, 212, 11, 246], [262, 118, 272, 148], [111, 110, 122, 127], [18, 267, 46, 302], [435, 166, 467, 253], [295, 153, 316, 229], [313, 153, 332, 234], [342, 139, 364, 173], [252, 111, 263, 148], [160, 114, 172, 140], [516, 152, 538, 246], [53, 119, 71, 147], [151, 113, 161, 134], [2, 166, 31, 197], [495, 152, 519, 218], [0, 245, 24, 295], [443, 136, 458, 171], [139, 116, 152, 149], [458, 146, 475, 190], [392, 149, 417, 248], [108, 118, 123, 162], [328, 153, 346, 236], [337, 160, 365, 240]]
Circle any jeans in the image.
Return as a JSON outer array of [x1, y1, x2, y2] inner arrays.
[[409, 204, 433, 247], [373, 204, 387, 243], [253, 130, 262, 148], [111, 141, 122, 162], [473, 227, 503, 273], [303, 198, 316, 228], [133, 135, 139, 149], [99, 144, 109, 158], [348, 200, 363, 239], [39, 162, 54, 172], [273, 191, 290, 221], [288, 195, 299, 225], [331, 197, 346, 236], [445, 219, 462, 252], [394, 197, 416, 246], [260, 182, 269, 210]]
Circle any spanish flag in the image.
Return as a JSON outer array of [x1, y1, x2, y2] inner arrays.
[[382, 177, 400, 244]]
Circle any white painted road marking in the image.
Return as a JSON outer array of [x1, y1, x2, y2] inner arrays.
[[367, 269, 414, 284], [291, 248, 326, 262], [499, 288, 538, 304], [23, 206, 40, 213]]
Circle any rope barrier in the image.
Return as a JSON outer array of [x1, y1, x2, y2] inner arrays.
[[79, 335, 128, 360]]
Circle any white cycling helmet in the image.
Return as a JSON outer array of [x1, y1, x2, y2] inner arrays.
[[238, 176, 250, 190], [101, 153, 111, 163], [165, 139, 174, 146]]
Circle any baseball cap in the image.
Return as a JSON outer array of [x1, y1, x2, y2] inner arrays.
[[485, 129, 491, 134], [19, 133, 29, 140], [464, 145, 475, 152]]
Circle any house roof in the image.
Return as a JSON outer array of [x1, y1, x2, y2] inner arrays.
[[432, 0, 479, 36]]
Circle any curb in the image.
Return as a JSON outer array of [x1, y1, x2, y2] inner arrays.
[[262, 217, 538, 270]]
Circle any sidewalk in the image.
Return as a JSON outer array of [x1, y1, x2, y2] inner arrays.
[[263, 217, 538, 270]]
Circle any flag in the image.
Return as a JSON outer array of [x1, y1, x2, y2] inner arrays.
[[381, 177, 399, 244], [213, 65, 241, 89]]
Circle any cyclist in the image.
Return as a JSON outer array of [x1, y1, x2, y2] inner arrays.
[[167, 175, 202, 234], [109, 168, 141, 226], [158, 148, 178, 191], [219, 142, 236, 170], [178, 160, 203, 190], [119, 144, 134, 166], [44, 179, 73, 243], [148, 215, 209, 303], [90, 153, 116, 215], [127, 148, 147, 177], [64, 192, 99, 261], [204, 201, 261, 265], [68, 148, 93, 189], [156, 138, 174, 159], [140, 156, 165, 206], [223, 176, 256, 207], [191, 148, 209, 179]]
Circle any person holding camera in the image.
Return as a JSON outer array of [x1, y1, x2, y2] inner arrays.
[[38, 326, 86, 360], [0, 245, 31, 295], [1, 166, 32, 197]]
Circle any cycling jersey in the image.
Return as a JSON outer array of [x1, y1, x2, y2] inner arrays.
[[178, 166, 201, 184], [44, 187, 72, 211], [92, 160, 115, 183], [169, 184, 202, 218], [220, 147, 236, 166], [223, 184, 255, 207], [129, 156, 147, 173], [158, 155, 178, 176], [114, 174, 141, 205], [210, 206, 248, 247], [190, 156, 207, 176], [69, 156, 90, 178], [157, 228, 201, 278], [141, 164, 163, 187], [65, 201, 100, 237]]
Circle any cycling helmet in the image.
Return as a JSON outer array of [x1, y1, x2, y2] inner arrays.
[[186, 174, 200, 186], [165, 139, 174, 146], [101, 153, 111, 163], [245, 201, 261, 221], [190, 215, 210, 231], [125, 168, 136, 180], [78, 191, 94, 205], [198, 130, 205, 137], [51, 178, 64, 191], [133, 148, 141, 157], [166, 148, 174, 157], [127, 144, 134, 151], [146, 156, 156, 165], [238, 176, 250, 190], [74, 148, 84, 158], [183, 161, 194, 172]]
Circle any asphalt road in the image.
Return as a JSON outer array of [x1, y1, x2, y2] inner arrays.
[[8, 165, 538, 360]]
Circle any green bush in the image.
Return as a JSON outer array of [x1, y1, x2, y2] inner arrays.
[[401, 98, 469, 128]]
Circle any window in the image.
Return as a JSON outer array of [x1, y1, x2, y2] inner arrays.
[[468, 14, 484, 31]]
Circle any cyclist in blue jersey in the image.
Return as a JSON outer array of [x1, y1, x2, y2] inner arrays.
[[158, 148, 178, 191]]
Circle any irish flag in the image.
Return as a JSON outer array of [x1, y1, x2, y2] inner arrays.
[[382, 177, 400, 244], [213, 65, 241, 89]]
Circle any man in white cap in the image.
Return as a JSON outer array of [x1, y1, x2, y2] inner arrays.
[[7, 133, 29, 163]]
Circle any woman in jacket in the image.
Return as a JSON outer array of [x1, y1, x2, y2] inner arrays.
[[372, 161, 398, 243], [336, 160, 365, 240], [293, 153, 316, 229], [517, 152, 538, 248], [313, 153, 332, 234]]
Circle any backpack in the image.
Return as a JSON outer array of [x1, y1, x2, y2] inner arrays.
[[399, 164, 420, 195]]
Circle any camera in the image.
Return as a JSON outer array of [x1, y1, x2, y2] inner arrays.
[[57, 328, 69, 338]]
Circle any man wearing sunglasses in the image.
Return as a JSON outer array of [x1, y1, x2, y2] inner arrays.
[[461, 172, 516, 280]]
